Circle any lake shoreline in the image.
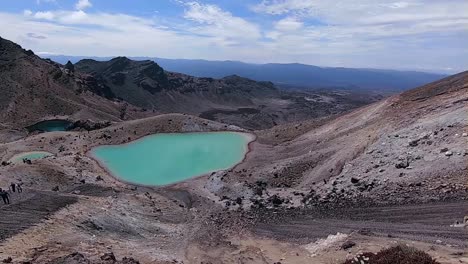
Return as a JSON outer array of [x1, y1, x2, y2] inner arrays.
[[87, 131, 256, 188]]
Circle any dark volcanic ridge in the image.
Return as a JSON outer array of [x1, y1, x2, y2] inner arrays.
[[74, 56, 380, 129]]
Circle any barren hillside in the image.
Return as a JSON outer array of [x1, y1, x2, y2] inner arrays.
[[228, 71, 468, 206]]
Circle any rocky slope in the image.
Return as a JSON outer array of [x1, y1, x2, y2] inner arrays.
[[0, 74, 465, 263], [0, 37, 148, 132], [219, 71, 468, 208]]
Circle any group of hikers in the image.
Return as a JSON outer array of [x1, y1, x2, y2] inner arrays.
[[0, 182, 23, 205]]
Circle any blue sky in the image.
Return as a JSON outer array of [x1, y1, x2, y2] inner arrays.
[[0, 0, 467, 73]]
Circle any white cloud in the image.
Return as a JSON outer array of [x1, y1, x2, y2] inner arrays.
[[275, 17, 303, 32], [34, 11, 55, 20], [183, 2, 261, 45], [0, 10, 224, 60], [36, 0, 57, 4], [0, 0, 467, 73], [36, 51, 59, 55], [386, 2, 412, 9], [23, 10, 33, 16], [253, 0, 468, 28], [75, 0, 92, 10], [251, 0, 468, 72]]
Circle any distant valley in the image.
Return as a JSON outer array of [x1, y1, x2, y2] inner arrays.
[[45, 55, 447, 93]]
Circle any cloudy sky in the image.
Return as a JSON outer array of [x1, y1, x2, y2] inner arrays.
[[1, 0, 467, 73]]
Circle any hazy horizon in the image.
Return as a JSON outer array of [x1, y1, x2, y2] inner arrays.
[[1, 0, 467, 74], [40, 53, 454, 75]]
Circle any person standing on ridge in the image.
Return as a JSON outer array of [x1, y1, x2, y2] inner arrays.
[[0, 188, 10, 204], [10, 182, 15, 192]]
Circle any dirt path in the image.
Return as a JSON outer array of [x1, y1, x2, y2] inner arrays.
[[0, 189, 77, 241], [253, 201, 468, 247]]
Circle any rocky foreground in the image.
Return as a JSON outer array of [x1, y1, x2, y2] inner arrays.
[[0, 70, 466, 263]]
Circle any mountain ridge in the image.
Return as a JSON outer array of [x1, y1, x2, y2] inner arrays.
[[45, 55, 448, 92], [73, 56, 379, 129]]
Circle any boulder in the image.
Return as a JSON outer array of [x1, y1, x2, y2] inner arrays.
[[408, 140, 419, 147], [118, 258, 140, 264], [269, 195, 284, 206], [71, 120, 112, 132], [341, 241, 356, 250], [100, 252, 116, 262], [48, 252, 90, 264], [80, 220, 103, 231], [395, 160, 409, 169]]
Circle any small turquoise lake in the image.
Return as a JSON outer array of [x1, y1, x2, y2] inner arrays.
[[9, 151, 53, 163], [91, 132, 253, 186]]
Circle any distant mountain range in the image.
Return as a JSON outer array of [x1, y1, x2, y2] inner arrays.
[[45, 55, 447, 92]]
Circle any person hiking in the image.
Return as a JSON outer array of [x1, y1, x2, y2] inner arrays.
[[16, 183, 22, 193], [0, 188, 10, 204], [10, 182, 15, 193]]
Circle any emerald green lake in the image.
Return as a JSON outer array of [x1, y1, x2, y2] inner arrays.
[[91, 132, 253, 186]]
